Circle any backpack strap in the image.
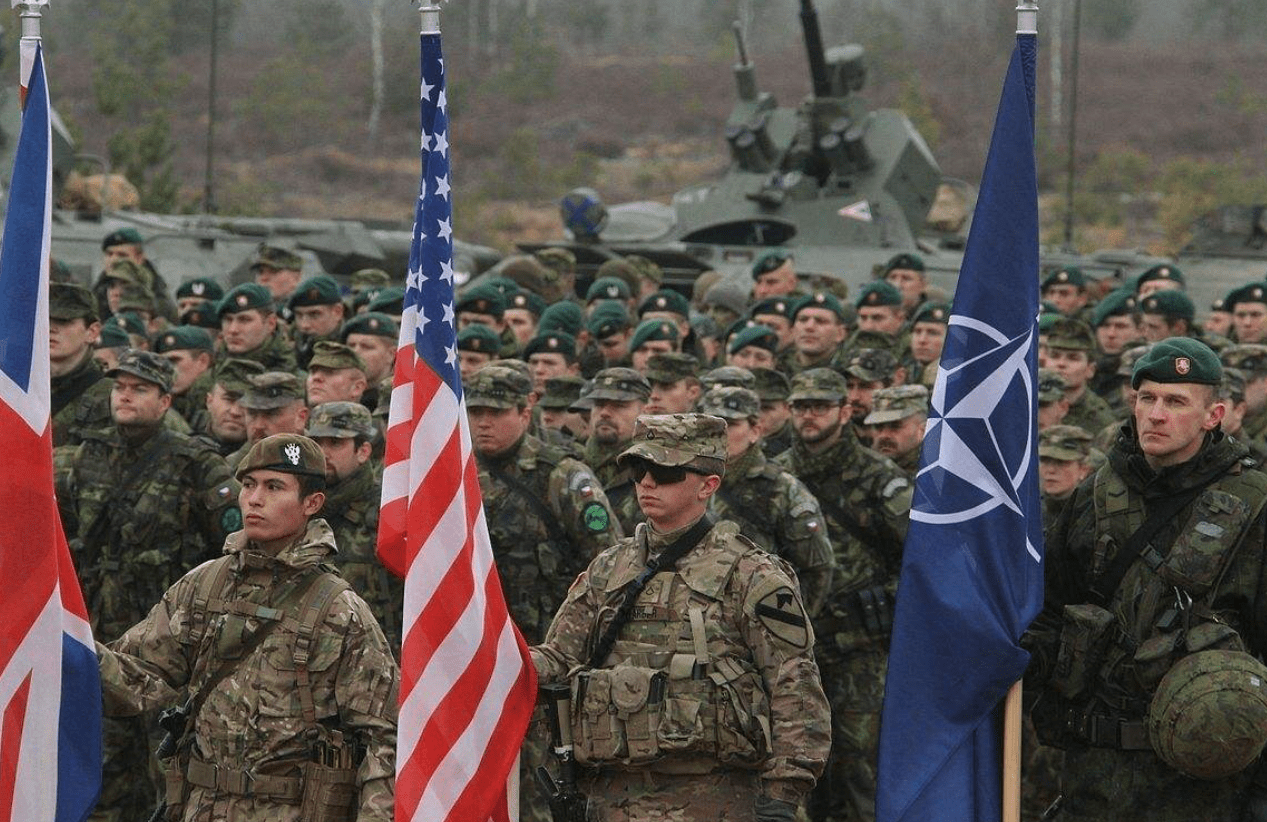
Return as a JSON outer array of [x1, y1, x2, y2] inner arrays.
[[286, 570, 353, 724]]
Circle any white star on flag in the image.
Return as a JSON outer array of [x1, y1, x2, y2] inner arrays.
[[435, 174, 451, 201], [438, 216, 452, 241], [433, 130, 449, 157]]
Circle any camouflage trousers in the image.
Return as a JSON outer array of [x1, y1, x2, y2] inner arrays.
[[90, 713, 162, 822], [519, 709, 553, 822], [806, 644, 886, 822], [579, 769, 763, 822], [1020, 713, 1062, 822]]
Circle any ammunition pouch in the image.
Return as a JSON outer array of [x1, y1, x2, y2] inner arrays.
[[813, 584, 894, 652], [299, 762, 358, 822], [1052, 603, 1117, 700]]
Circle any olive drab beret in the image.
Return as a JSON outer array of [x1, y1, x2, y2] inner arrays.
[[1221, 344, 1267, 375], [791, 291, 847, 322], [1116, 344, 1154, 378], [456, 324, 501, 354], [728, 324, 779, 355], [638, 289, 690, 319], [855, 281, 903, 309], [106, 349, 175, 393], [101, 227, 144, 249], [700, 365, 756, 391], [151, 325, 214, 354], [1090, 288, 1138, 327], [366, 287, 406, 316], [507, 289, 547, 318], [624, 254, 664, 286], [249, 243, 303, 271], [1036, 369, 1069, 403], [464, 365, 534, 409], [538, 301, 584, 336], [218, 283, 274, 317], [96, 324, 131, 349], [863, 384, 930, 425], [523, 332, 577, 360], [213, 358, 266, 395], [883, 252, 924, 273], [1038, 424, 1094, 461], [787, 368, 848, 402], [618, 413, 728, 475], [308, 340, 366, 374], [50, 282, 99, 321], [236, 433, 326, 480], [644, 352, 700, 384], [1136, 263, 1185, 288], [306, 401, 376, 439], [750, 297, 794, 320], [479, 276, 519, 298], [1041, 266, 1087, 290], [105, 311, 148, 338], [751, 248, 792, 279], [456, 284, 506, 318], [845, 347, 899, 383], [287, 275, 342, 309], [240, 371, 306, 410], [538, 375, 587, 410], [750, 366, 791, 401], [175, 277, 224, 302], [1140, 289, 1195, 321], [1131, 336, 1222, 389], [586, 367, 651, 402], [341, 312, 400, 341], [585, 276, 633, 303], [629, 319, 679, 352], [697, 386, 761, 420]]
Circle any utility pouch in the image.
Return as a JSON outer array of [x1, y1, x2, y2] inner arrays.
[[571, 665, 668, 766], [299, 762, 358, 822], [1054, 603, 1116, 700], [214, 614, 253, 660]]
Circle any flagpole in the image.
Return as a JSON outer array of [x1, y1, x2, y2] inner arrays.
[[419, 0, 441, 36], [12, 0, 47, 39]]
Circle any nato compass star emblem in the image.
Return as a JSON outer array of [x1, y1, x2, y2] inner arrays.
[[914, 315, 1041, 562]]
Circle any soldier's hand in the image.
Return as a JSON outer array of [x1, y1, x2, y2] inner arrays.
[[754, 795, 798, 822]]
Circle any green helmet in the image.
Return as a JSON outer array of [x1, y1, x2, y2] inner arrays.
[[1147, 649, 1267, 781]]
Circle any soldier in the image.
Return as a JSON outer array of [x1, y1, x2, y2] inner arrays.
[[217, 282, 298, 373], [882, 252, 929, 317], [844, 348, 905, 443], [94, 323, 131, 373], [728, 323, 780, 370], [195, 358, 265, 454], [1037, 424, 1095, 532], [864, 384, 929, 476], [1205, 296, 1233, 338], [643, 351, 702, 415], [753, 366, 795, 458], [628, 318, 680, 373], [341, 312, 400, 414], [773, 368, 913, 822], [782, 291, 849, 374], [530, 413, 831, 822], [56, 349, 241, 822], [153, 325, 217, 427], [1133, 263, 1185, 299], [587, 302, 635, 367], [750, 297, 796, 354], [456, 323, 501, 381], [289, 274, 347, 369], [525, 331, 580, 394], [534, 246, 578, 302], [750, 247, 800, 300], [1027, 337, 1267, 821], [1042, 266, 1092, 320], [1037, 368, 1072, 431], [853, 281, 906, 339], [1221, 343, 1267, 448], [581, 367, 650, 533], [96, 434, 398, 822], [1089, 289, 1141, 416], [1045, 317, 1119, 435], [908, 301, 949, 387], [50, 282, 112, 446], [306, 340, 369, 406], [698, 386, 836, 617], [585, 276, 634, 314], [504, 289, 546, 347], [174, 276, 224, 317], [250, 242, 305, 317], [228, 372, 311, 470], [1228, 282, 1267, 345], [96, 227, 179, 322], [1138, 290, 1198, 342], [538, 375, 589, 443]]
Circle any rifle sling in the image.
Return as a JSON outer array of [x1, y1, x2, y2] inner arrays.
[[1090, 486, 1203, 605], [485, 465, 568, 545]]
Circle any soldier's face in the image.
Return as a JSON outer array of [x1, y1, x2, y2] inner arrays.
[[1045, 349, 1093, 391], [1036, 399, 1069, 431], [102, 243, 143, 269], [596, 331, 631, 364], [220, 309, 277, 354], [1095, 315, 1138, 355], [791, 399, 847, 446], [857, 306, 904, 336], [206, 384, 247, 443], [910, 322, 947, 365], [632, 461, 719, 531], [527, 352, 575, 393], [759, 400, 790, 433], [163, 349, 213, 395], [457, 311, 504, 333], [646, 380, 700, 415], [1234, 303, 1267, 343], [346, 334, 397, 384], [1140, 313, 1183, 343], [846, 376, 884, 423], [752, 313, 793, 349], [314, 436, 371, 483], [792, 309, 846, 356], [728, 345, 775, 370], [111, 373, 171, 427], [253, 265, 301, 301], [293, 303, 345, 338], [630, 340, 675, 373], [239, 470, 324, 553], [307, 366, 367, 405], [870, 414, 926, 460], [752, 263, 797, 300], [176, 296, 210, 316], [1043, 284, 1087, 316], [503, 309, 538, 346], [1039, 456, 1090, 498], [246, 401, 309, 444], [49, 317, 98, 363], [458, 350, 493, 381], [885, 268, 925, 309], [467, 404, 531, 458], [1134, 380, 1225, 469], [592, 398, 643, 445], [724, 418, 762, 460], [541, 407, 588, 439]]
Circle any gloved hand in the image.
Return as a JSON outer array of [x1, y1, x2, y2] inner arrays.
[[754, 795, 798, 822]]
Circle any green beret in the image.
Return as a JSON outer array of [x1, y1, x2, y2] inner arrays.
[[456, 324, 501, 354], [750, 297, 794, 320], [456, 284, 506, 318], [883, 252, 925, 273], [1038, 424, 1094, 461], [1042, 266, 1086, 290], [587, 302, 632, 339], [644, 352, 699, 384], [213, 358, 266, 395], [350, 268, 392, 292], [1137, 264, 1185, 288], [481, 276, 519, 298], [288, 275, 342, 309], [308, 340, 366, 373], [366, 287, 406, 315], [846, 347, 899, 383], [751, 248, 792, 280], [791, 291, 847, 322], [698, 386, 760, 420], [585, 276, 631, 303], [1045, 317, 1096, 351], [181, 305, 221, 330], [864, 384, 930, 425], [464, 365, 533, 409], [750, 366, 790, 401], [103, 259, 146, 286], [788, 367, 848, 402], [250, 243, 303, 271], [307, 401, 376, 439], [175, 277, 225, 302], [638, 289, 690, 319], [104, 311, 147, 338], [1211, 297, 1229, 313], [587, 367, 651, 402], [524, 332, 577, 360], [49, 282, 99, 322], [700, 365, 755, 391], [618, 413, 727, 476], [506, 289, 547, 318], [1037, 369, 1069, 403], [235, 433, 325, 481], [96, 324, 131, 349], [1091, 289, 1138, 327], [1131, 336, 1222, 389], [728, 323, 778, 355], [1226, 282, 1267, 312], [218, 283, 274, 317], [539, 301, 583, 336], [912, 301, 951, 325], [1220, 344, 1267, 375], [241, 371, 306, 410], [856, 281, 903, 309], [629, 319, 679, 352], [539, 375, 586, 409], [341, 312, 400, 341], [1139, 289, 1195, 322], [151, 325, 214, 354], [101, 227, 144, 249], [106, 349, 174, 393]]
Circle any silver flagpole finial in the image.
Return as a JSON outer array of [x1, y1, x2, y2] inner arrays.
[[12, 0, 50, 41], [1017, 1, 1038, 36], [418, 1, 444, 36]]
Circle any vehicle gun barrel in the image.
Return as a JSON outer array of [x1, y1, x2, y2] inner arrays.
[[800, 0, 832, 98], [732, 21, 758, 102]]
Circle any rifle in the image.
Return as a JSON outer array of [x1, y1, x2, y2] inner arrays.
[[533, 683, 589, 822]]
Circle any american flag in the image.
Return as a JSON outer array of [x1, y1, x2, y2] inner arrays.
[[0, 40, 102, 822], [377, 27, 538, 822]]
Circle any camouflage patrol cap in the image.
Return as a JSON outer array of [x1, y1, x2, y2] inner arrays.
[[250, 243, 303, 271], [240, 371, 306, 410], [1091, 288, 1138, 327], [533, 247, 576, 276], [1045, 317, 1096, 352], [1117, 344, 1155, 378], [644, 352, 699, 384], [1225, 282, 1267, 311], [308, 340, 366, 374], [507, 289, 547, 318], [1041, 266, 1086, 290], [236, 433, 325, 480], [175, 277, 224, 302], [750, 367, 791, 401], [97, 324, 131, 349], [639, 289, 690, 319], [341, 311, 399, 341], [539, 375, 587, 410], [103, 259, 146, 286], [306, 401, 376, 439], [585, 276, 632, 303], [587, 367, 651, 402], [791, 291, 847, 322], [1140, 289, 1195, 321], [1136, 263, 1185, 289], [49, 282, 99, 321], [594, 259, 642, 293], [855, 281, 902, 309], [366, 287, 405, 316], [181, 305, 221, 330], [524, 332, 577, 361], [700, 365, 756, 391], [691, 314, 721, 341], [751, 296, 794, 320], [912, 301, 951, 325], [702, 279, 749, 318], [618, 413, 728, 476], [107, 348, 175, 392], [465, 365, 533, 409], [728, 323, 778, 355], [349, 268, 391, 292], [1131, 336, 1222, 389], [630, 319, 679, 352], [288, 275, 342, 309], [218, 282, 274, 317], [115, 283, 156, 315], [846, 347, 899, 383], [624, 254, 664, 286], [1038, 424, 1094, 461], [538, 301, 583, 337], [864, 384, 930, 425], [1220, 343, 1267, 376], [101, 227, 143, 249], [788, 368, 847, 402], [456, 284, 506, 318], [1222, 367, 1247, 403], [698, 386, 760, 420], [152, 325, 214, 354], [213, 358, 266, 395], [587, 302, 632, 339], [751, 248, 792, 279], [105, 311, 147, 338], [883, 252, 924, 273], [1037, 369, 1069, 403], [456, 324, 500, 354]]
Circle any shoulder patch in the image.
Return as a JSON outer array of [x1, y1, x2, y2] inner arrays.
[[753, 585, 810, 651], [582, 501, 610, 533], [221, 506, 243, 533], [882, 477, 909, 499]]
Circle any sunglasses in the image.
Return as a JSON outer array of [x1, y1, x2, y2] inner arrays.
[[627, 458, 702, 485]]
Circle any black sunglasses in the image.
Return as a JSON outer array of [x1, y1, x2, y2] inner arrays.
[[627, 458, 700, 485]]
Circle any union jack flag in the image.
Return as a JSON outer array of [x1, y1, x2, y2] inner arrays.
[[0, 40, 103, 822], [377, 28, 537, 822]]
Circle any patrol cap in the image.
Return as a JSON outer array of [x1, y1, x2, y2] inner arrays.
[[1222, 367, 1246, 403], [864, 384, 930, 425], [1140, 289, 1195, 322], [855, 280, 903, 309], [1117, 344, 1155, 378], [506, 289, 547, 318], [366, 287, 405, 316], [1091, 288, 1138, 327], [618, 413, 728, 477], [464, 365, 533, 409], [788, 368, 848, 402], [115, 283, 156, 315], [791, 291, 847, 323], [1045, 317, 1096, 352], [587, 302, 632, 339], [1041, 266, 1086, 290], [236, 433, 325, 481], [105, 311, 148, 338], [349, 268, 392, 292], [1036, 369, 1069, 403], [151, 325, 214, 354], [288, 275, 342, 309], [456, 324, 500, 354], [250, 243, 303, 271], [1038, 424, 1094, 461], [697, 386, 760, 420], [533, 247, 576, 276], [175, 277, 224, 302], [240, 371, 306, 410], [101, 227, 144, 249], [308, 340, 366, 374], [456, 284, 506, 318], [1136, 263, 1185, 289], [538, 301, 583, 337], [586, 367, 651, 402], [883, 252, 925, 274], [644, 352, 699, 384], [218, 282, 274, 317], [585, 276, 632, 303], [700, 365, 756, 391], [306, 401, 376, 439], [624, 254, 664, 287], [523, 332, 577, 361], [1131, 336, 1222, 389], [629, 319, 679, 352], [1225, 282, 1267, 311], [538, 375, 587, 410], [503, 255, 560, 301], [912, 301, 951, 325], [487, 358, 532, 382], [638, 289, 690, 319], [50, 282, 99, 321], [594, 258, 642, 293], [103, 259, 146, 286], [751, 248, 792, 280], [702, 279, 749, 318], [846, 348, 899, 383], [106, 348, 175, 393], [341, 312, 399, 341], [96, 324, 131, 349], [1221, 343, 1267, 375], [750, 367, 791, 402], [213, 358, 266, 395], [750, 297, 794, 320]]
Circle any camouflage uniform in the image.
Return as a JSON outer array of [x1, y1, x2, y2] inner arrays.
[[217, 283, 298, 374], [530, 414, 831, 821], [1063, 388, 1119, 436], [580, 369, 652, 533], [52, 352, 114, 445]]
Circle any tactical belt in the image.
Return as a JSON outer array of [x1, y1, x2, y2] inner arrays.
[[1066, 710, 1150, 751], [186, 756, 303, 800], [813, 584, 894, 641]]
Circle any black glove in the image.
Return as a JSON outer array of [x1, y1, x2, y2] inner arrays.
[[754, 795, 798, 822]]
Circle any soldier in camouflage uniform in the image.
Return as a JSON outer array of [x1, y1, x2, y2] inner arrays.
[[193, 358, 265, 454], [530, 413, 831, 822], [217, 282, 298, 374], [697, 386, 835, 618], [55, 350, 241, 822], [153, 326, 217, 428], [97, 434, 398, 822], [643, 352, 702, 415], [772, 368, 913, 822], [306, 402, 402, 650], [50, 282, 114, 446], [863, 385, 929, 477], [289, 275, 348, 370], [581, 367, 651, 532], [752, 367, 794, 458], [779, 291, 850, 376], [1046, 317, 1119, 435], [250, 242, 305, 320], [1221, 343, 1267, 450], [227, 372, 311, 471]]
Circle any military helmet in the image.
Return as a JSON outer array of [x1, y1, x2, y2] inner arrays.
[[1147, 649, 1267, 781]]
